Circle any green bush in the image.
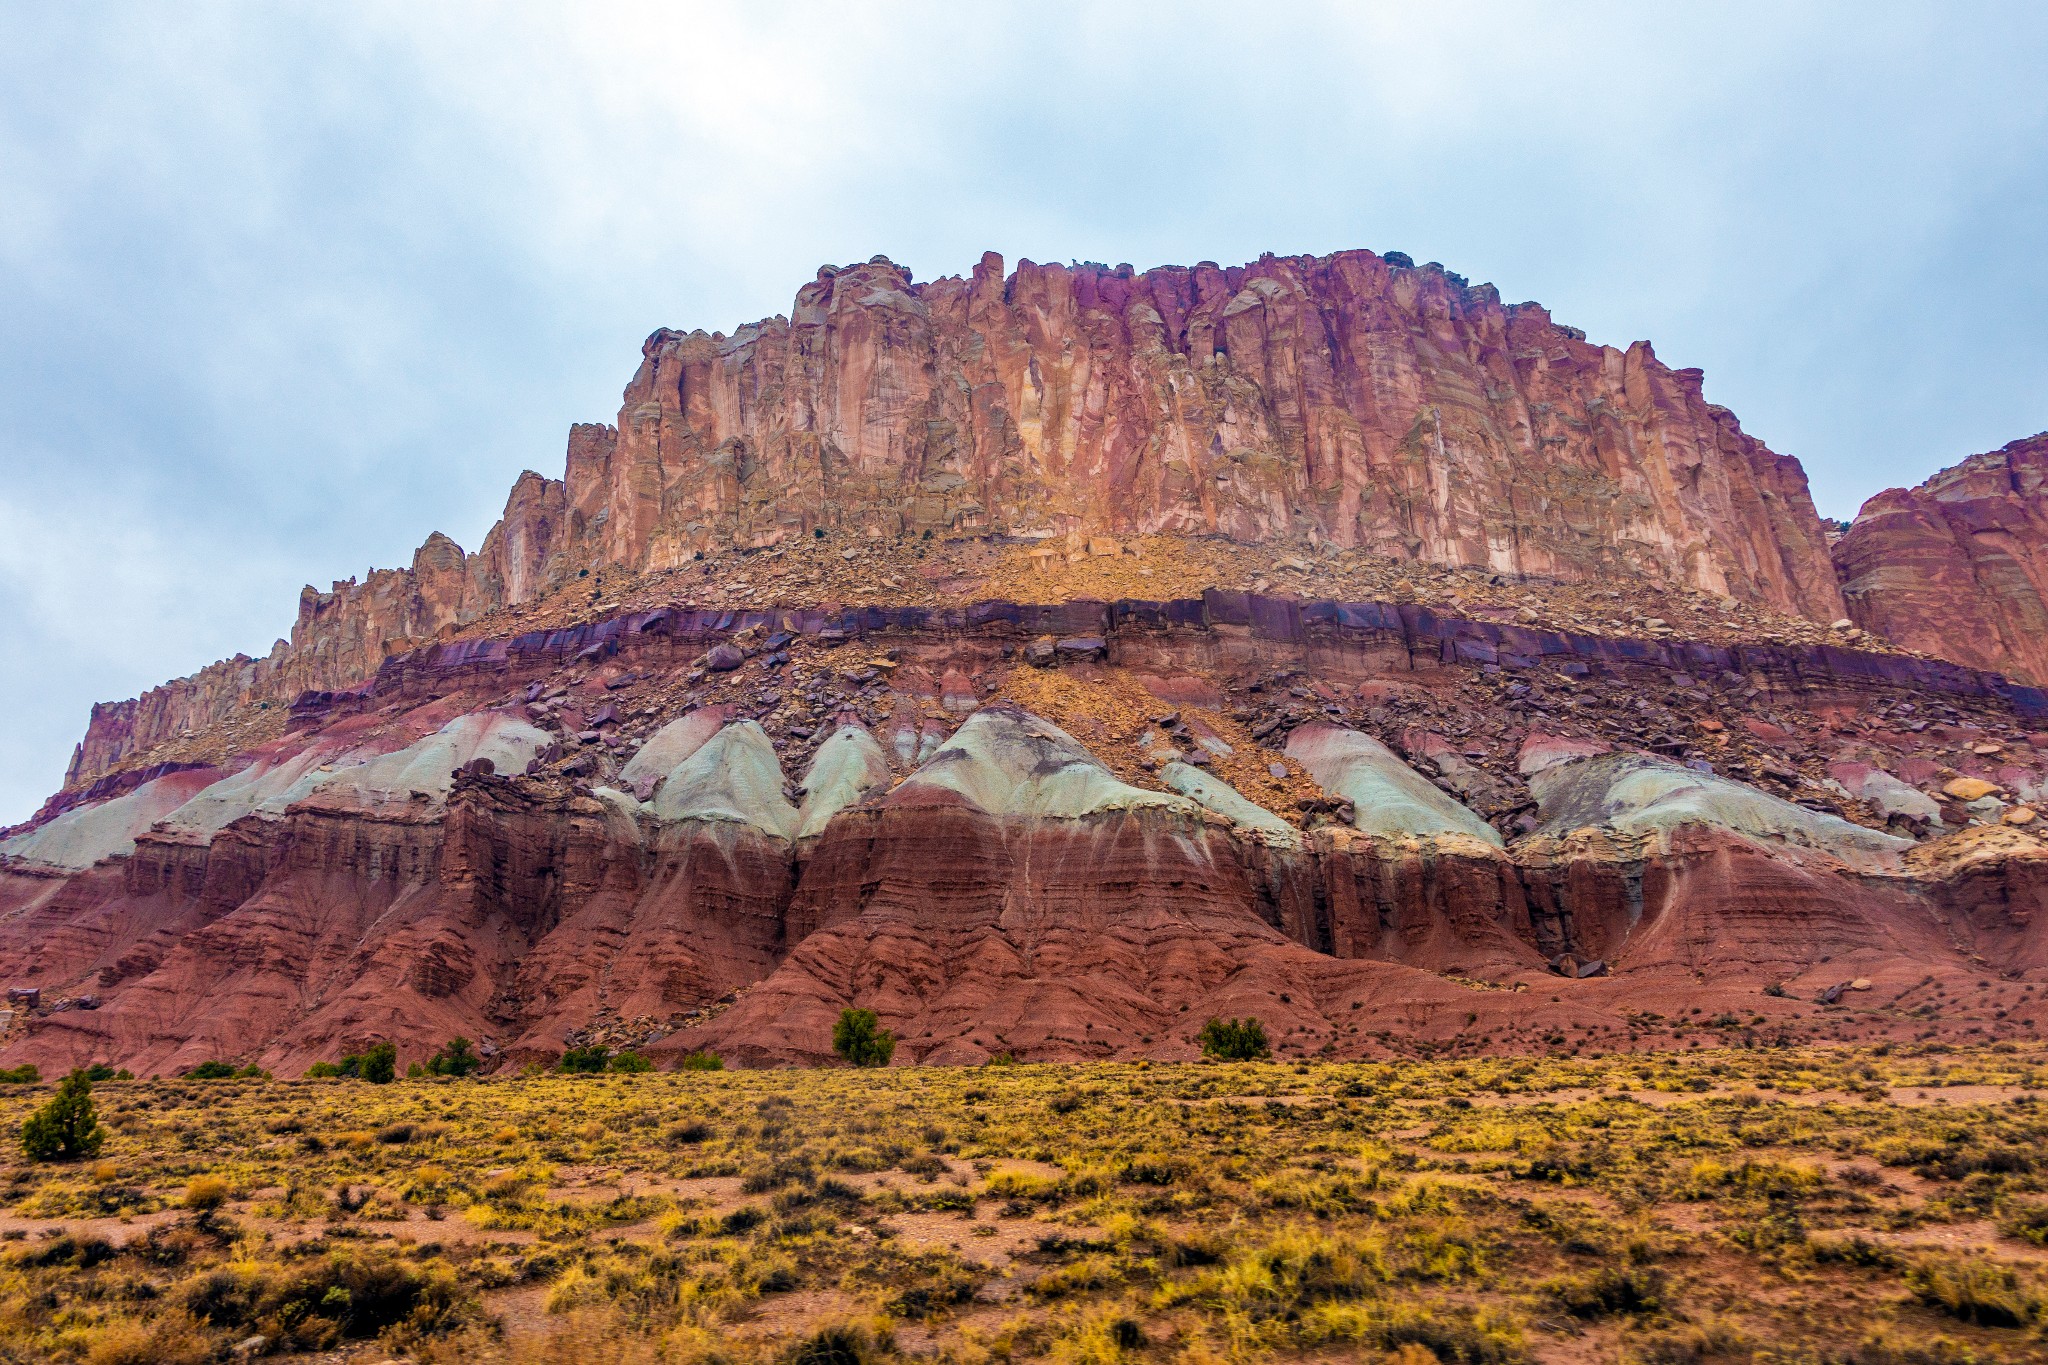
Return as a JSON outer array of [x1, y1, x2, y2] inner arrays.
[[421, 1036, 482, 1077], [833, 1008, 896, 1068], [558, 1045, 611, 1074], [608, 1050, 653, 1074], [1198, 1016, 1270, 1061], [21, 1069, 105, 1162], [186, 1060, 237, 1079], [305, 1042, 395, 1083], [0, 1065, 39, 1085], [357, 1042, 396, 1085], [677, 1050, 725, 1071]]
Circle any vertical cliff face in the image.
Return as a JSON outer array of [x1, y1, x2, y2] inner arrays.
[[1835, 434, 2048, 686], [64, 247, 1853, 788], [574, 251, 1844, 613]]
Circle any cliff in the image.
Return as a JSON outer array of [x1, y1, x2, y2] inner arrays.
[[66, 246, 1850, 788], [1835, 433, 2048, 687]]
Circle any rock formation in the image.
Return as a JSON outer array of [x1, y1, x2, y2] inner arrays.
[[1836, 432, 2048, 685], [65, 247, 1854, 787], [9, 576, 2048, 1072], [14, 246, 2048, 1075]]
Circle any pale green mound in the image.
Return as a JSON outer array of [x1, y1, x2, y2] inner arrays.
[[905, 706, 1193, 820], [1285, 724, 1503, 847], [796, 725, 891, 839], [651, 721, 798, 839], [586, 785, 652, 837], [303, 711, 550, 809], [156, 745, 363, 837], [619, 709, 726, 797], [0, 775, 204, 870], [1160, 762, 1299, 848], [1531, 751, 1910, 863]]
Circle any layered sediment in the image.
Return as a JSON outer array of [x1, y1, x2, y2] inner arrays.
[[16, 247, 2048, 1074], [65, 247, 1856, 788]]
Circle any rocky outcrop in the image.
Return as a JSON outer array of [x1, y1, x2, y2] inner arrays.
[[13, 673, 2048, 1074], [66, 246, 1855, 786], [1836, 433, 2048, 685], [586, 252, 1844, 620]]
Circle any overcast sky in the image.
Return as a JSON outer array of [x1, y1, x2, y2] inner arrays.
[[2, 2, 2045, 823]]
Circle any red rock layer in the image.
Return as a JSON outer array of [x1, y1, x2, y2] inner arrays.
[[1836, 433, 2048, 685], [9, 752, 2045, 1075], [68, 247, 1850, 785]]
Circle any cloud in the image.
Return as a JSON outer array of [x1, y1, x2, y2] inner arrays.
[[2, 1, 2045, 819]]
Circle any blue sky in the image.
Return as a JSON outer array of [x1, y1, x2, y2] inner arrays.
[[3, 2, 2045, 822]]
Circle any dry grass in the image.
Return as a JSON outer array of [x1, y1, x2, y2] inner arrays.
[[0, 1044, 2046, 1361]]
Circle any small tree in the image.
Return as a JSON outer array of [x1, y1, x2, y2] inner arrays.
[[833, 1008, 896, 1068], [608, 1050, 653, 1073], [423, 1037, 481, 1077], [358, 1042, 397, 1085], [1197, 1016, 1270, 1061], [557, 1045, 610, 1074], [22, 1069, 105, 1161]]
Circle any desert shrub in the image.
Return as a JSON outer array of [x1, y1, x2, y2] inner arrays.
[[0, 1064, 38, 1084], [1807, 1235, 1900, 1268], [11, 1232, 117, 1267], [833, 1008, 896, 1068], [742, 1154, 817, 1193], [180, 1249, 465, 1345], [667, 1120, 713, 1145], [607, 1050, 653, 1073], [676, 1050, 725, 1071], [79, 1308, 217, 1365], [185, 1061, 237, 1079], [1546, 1263, 1666, 1318], [183, 1175, 230, 1210], [1298, 1300, 1528, 1363], [1905, 1255, 2042, 1328], [1198, 1016, 1270, 1061], [1999, 1199, 2048, 1245], [1627, 1319, 1757, 1364], [720, 1206, 765, 1234], [22, 1068, 105, 1161], [376, 1122, 417, 1145], [782, 1321, 890, 1365]]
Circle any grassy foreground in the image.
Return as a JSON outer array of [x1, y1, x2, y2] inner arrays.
[[2, 1046, 2048, 1362]]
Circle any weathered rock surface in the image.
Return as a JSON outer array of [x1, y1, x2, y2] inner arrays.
[[1837, 433, 2048, 684], [11, 663, 2048, 1074], [18, 247, 2048, 1075], [66, 247, 1858, 786]]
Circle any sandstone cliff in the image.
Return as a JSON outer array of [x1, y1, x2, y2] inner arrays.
[[1836, 433, 2048, 686], [67, 247, 1851, 788]]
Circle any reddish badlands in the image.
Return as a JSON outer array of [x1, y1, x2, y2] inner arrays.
[[8, 247, 2048, 1073]]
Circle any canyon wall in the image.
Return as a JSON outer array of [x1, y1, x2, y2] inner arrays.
[[67, 247, 1853, 788], [1836, 433, 2048, 686]]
